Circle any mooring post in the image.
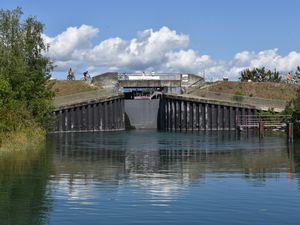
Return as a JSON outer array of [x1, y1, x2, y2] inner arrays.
[[287, 122, 294, 142], [259, 121, 265, 139]]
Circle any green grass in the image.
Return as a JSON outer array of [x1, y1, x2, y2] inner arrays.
[[0, 125, 45, 155], [188, 81, 299, 101], [50, 80, 101, 96]]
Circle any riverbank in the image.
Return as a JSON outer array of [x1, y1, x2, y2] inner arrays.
[[0, 126, 45, 155]]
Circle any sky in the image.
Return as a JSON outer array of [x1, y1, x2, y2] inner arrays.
[[1, 0, 300, 80]]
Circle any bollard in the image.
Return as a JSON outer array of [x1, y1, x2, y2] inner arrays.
[[259, 121, 265, 139], [288, 122, 294, 142]]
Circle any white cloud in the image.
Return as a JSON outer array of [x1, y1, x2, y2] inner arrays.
[[227, 49, 300, 80], [43, 24, 99, 61], [43, 25, 300, 80]]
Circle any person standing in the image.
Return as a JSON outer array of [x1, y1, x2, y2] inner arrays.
[[285, 72, 292, 83], [67, 67, 75, 80]]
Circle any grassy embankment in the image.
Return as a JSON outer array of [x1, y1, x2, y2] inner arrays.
[[51, 80, 102, 96], [187, 81, 299, 101]]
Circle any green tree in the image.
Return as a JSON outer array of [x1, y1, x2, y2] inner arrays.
[[239, 68, 256, 81], [240, 67, 282, 82], [0, 7, 54, 129], [283, 87, 300, 136], [294, 66, 300, 84]]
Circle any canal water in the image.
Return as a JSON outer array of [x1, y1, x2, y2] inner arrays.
[[1, 130, 300, 225]]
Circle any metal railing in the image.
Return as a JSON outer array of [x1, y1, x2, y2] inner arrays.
[[236, 115, 292, 128], [118, 72, 182, 81]]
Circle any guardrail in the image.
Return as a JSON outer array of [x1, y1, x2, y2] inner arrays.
[[236, 115, 292, 128], [118, 73, 182, 81]]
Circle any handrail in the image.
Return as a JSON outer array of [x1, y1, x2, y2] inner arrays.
[[118, 73, 182, 81], [118, 72, 183, 76], [236, 115, 292, 128]]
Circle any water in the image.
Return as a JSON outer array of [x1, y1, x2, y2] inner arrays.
[[1, 130, 300, 225]]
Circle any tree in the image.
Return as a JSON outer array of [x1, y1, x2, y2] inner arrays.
[[294, 66, 300, 84], [283, 86, 300, 136], [0, 7, 54, 129], [239, 67, 282, 82]]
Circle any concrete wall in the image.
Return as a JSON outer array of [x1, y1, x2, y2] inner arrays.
[[181, 74, 204, 88], [52, 91, 257, 132], [159, 96, 257, 131], [125, 99, 160, 129], [53, 98, 125, 132], [92, 72, 118, 90]]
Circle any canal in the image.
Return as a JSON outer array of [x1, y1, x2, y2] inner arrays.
[[1, 130, 300, 225]]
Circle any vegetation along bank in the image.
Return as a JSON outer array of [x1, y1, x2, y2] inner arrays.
[[0, 8, 54, 152]]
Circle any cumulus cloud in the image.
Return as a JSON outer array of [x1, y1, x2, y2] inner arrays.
[[42, 25, 99, 61], [43, 25, 300, 80], [227, 49, 300, 80]]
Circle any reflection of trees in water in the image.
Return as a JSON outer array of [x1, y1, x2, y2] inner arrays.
[[0, 148, 53, 225], [0, 132, 297, 224], [291, 140, 300, 188], [51, 131, 296, 189]]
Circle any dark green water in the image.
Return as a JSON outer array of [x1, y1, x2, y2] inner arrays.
[[1, 130, 300, 225]]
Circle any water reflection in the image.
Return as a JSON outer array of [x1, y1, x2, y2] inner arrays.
[[48, 131, 297, 201], [1, 131, 300, 225], [0, 146, 52, 225]]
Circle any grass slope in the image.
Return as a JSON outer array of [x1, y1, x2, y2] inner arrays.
[[188, 81, 299, 101], [50, 80, 102, 97]]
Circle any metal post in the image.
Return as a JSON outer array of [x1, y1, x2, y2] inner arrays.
[[288, 122, 294, 142], [259, 121, 265, 139]]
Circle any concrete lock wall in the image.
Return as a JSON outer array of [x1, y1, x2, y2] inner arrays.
[[53, 98, 125, 132], [159, 97, 257, 131], [124, 99, 160, 129], [52, 95, 257, 132]]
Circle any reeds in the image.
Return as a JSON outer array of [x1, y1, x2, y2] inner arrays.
[[0, 125, 45, 154]]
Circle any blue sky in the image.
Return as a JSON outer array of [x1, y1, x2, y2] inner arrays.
[[1, 0, 300, 79]]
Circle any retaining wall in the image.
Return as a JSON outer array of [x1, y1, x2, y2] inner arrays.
[[53, 98, 125, 132], [159, 95, 257, 131]]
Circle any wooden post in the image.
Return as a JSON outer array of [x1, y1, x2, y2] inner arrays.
[[259, 121, 264, 139], [288, 122, 294, 142]]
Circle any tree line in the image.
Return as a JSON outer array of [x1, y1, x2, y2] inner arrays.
[[239, 66, 300, 83], [0, 7, 54, 133]]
